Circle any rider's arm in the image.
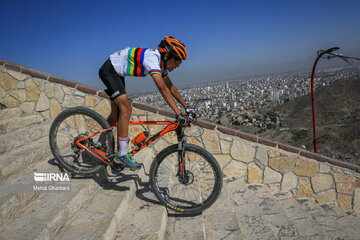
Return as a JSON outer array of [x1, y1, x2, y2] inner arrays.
[[163, 75, 189, 109], [151, 74, 182, 116]]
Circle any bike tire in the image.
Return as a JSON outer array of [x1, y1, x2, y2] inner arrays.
[[150, 144, 222, 214], [49, 106, 114, 176]]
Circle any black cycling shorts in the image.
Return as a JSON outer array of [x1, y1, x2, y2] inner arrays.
[[99, 59, 126, 101]]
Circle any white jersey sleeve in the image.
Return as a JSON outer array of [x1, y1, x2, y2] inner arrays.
[[142, 49, 162, 76]]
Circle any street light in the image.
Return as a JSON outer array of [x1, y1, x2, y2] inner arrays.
[[310, 47, 340, 153]]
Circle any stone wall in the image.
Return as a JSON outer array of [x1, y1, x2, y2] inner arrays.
[[1, 59, 359, 212]]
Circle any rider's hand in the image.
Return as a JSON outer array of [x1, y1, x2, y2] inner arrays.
[[185, 106, 195, 115], [185, 106, 196, 121], [177, 113, 190, 126]]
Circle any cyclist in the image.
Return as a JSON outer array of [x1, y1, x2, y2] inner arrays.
[[97, 36, 195, 170]]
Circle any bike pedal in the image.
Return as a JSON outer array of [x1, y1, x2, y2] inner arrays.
[[127, 165, 142, 171], [110, 162, 125, 172]]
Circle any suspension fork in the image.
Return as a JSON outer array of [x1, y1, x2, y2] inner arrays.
[[176, 126, 186, 176]]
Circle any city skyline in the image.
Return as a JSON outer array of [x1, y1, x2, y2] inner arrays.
[[135, 66, 360, 121], [1, 0, 360, 94]]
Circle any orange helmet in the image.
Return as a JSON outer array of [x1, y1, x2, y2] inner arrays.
[[158, 36, 187, 60]]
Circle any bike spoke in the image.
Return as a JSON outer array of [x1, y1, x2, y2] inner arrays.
[[51, 110, 112, 175], [154, 147, 218, 210]]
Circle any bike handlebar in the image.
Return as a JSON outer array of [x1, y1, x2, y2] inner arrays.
[[176, 112, 197, 127], [187, 112, 197, 124]]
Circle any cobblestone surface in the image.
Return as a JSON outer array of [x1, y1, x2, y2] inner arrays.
[[116, 167, 167, 240], [112, 176, 360, 240], [226, 179, 360, 240]]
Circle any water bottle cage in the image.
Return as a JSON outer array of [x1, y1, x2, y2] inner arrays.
[[131, 131, 149, 147]]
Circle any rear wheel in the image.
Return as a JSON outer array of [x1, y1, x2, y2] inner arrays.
[[49, 107, 114, 176], [150, 144, 222, 214]]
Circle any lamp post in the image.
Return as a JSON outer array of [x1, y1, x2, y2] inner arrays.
[[310, 47, 339, 153]]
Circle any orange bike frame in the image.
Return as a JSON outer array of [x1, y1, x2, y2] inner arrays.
[[76, 121, 179, 165]]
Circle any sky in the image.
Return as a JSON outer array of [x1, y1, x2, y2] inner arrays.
[[1, 0, 360, 95]]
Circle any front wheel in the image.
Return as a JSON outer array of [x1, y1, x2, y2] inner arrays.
[[150, 144, 222, 214]]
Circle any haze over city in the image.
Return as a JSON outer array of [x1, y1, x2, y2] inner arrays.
[[1, 0, 360, 94]]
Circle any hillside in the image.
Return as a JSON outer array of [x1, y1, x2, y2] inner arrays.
[[258, 77, 360, 164]]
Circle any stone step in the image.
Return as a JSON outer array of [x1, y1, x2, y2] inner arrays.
[[163, 179, 243, 240], [164, 194, 243, 240], [247, 185, 308, 239], [202, 181, 243, 240], [0, 137, 51, 183], [0, 164, 104, 239], [226, 180, 305, 239], [228, 182, 360, 240], [0, 107, 22, 121], [0, 114, 45, 135], [0, 159, 65, 226], [53, 182, 128, 240], [273, 192, 360, 239], [54, 149, 155, 240], [115, 152, 167, 239], [272, 192, 330, 238], [0, 122, 51, 155], [0, 135, 70, 226], [164, 214, 205, 240], [114, 182, 167, 240]]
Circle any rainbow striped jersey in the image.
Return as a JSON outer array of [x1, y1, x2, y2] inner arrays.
[[109, 47, 168, 78]]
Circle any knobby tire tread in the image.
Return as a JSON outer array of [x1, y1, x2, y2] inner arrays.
[[49, 106, 114, 176], [150, 144, 222, 214]]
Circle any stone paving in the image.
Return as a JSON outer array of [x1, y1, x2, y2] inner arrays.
[[112, 175, 360, 240], [115, 164, 167, 240]]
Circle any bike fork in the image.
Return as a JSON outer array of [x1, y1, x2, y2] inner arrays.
[[178, 139, 186, 177]]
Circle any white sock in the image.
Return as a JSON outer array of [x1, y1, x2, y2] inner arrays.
[[119, 137, 129, 155]]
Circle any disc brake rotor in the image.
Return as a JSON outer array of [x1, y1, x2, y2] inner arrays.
[[179, 170, 194, 185]]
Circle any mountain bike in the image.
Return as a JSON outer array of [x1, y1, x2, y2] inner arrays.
[[49, 106, 222, 214]]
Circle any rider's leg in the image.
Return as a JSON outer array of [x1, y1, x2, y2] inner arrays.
[[112, 94, 140, 170], [97, 58, 140, 170], [96, 101, 118, 146], [113, 94, 132, 155], [107, 101, 119, 127], [97, 58, 124, 147]]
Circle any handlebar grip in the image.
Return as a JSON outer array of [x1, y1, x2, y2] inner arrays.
[[188, 112, 197, 124]]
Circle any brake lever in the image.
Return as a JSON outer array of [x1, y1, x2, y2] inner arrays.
[[187, 113, 197, 125]]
